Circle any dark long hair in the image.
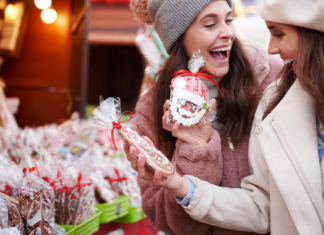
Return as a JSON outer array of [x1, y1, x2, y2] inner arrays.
[[152, 36, 259, 159], [263, 27, 324, 125]]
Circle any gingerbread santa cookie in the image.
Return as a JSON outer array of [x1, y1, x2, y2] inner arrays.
[[93, 97, 175, 179], [169, 76, 209, 126], [168, 50, 223, 127]]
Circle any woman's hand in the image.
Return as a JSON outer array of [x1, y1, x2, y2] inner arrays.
[[162, 99, 216, 145], [124, 137, 188, 198]]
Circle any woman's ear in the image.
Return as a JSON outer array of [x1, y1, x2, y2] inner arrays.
[[130, 0, 153, 25]]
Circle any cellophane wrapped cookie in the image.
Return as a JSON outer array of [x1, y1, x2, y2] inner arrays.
[[0, 194, 25, 235], [168, 50, 219, 127], [16, 161, 55, 235], [93, 97, 175, 180], [54, 160, 95, 226]]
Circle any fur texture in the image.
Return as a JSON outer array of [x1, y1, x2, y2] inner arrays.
[[135, 43, 283, 235], [129, 0, 153, 25]]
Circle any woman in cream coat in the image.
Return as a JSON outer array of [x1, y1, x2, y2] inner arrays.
[[178, 0, 324, 233], [126, 0, 324, 234]]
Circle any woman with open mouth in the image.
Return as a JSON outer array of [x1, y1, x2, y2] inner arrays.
[[125, 0, 283, 235]]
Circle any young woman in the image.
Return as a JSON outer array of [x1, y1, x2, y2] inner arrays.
[[128, 0, 324, 234], [127, 0, 282, 234]]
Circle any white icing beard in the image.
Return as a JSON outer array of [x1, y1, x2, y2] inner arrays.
[[170, 89, 208, 126]]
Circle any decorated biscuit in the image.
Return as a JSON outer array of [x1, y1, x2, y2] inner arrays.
[[169, 76, 209, 127], [167, 50, 223, 127], [118, 125, 174, 178]]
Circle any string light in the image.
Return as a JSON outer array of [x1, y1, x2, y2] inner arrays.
[[5, 4, 14, 15], [34, 0, 52, 10], [41, 9, 57, 24]]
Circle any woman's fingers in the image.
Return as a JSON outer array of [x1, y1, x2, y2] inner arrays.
[[137, 154, 146, 178], [209, 98, 216, 113], [152, 169, 165, 187], [162, 111, 172, 131], [123, 141, 130, 154], [142, 136, 155, 148], [171, 121, 181, 138], [128, 146, 138, 171], [163, 100, 171, 113]]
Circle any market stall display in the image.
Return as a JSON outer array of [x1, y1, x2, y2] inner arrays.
[[0, 111, 146, 235]]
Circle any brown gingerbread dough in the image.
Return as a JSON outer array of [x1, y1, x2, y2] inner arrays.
[[118, 125, 175, 178]]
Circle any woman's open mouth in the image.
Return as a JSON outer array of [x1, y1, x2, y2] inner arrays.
[[209, 45, 231, 64]]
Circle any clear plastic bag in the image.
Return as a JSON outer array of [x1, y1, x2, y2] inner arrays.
[[17, 162, 55, 235], [167, 51, 218, 127], [0, 194, 25, 235], [93, 97, 175, 180], [54, 160, 95, 226]]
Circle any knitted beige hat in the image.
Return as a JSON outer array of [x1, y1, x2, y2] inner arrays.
[[260, 0, 324, 32], [130, 0, 233, 54]]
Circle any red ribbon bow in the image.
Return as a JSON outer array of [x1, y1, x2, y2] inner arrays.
[[111, 111, 133, 151], [105, 168, 128, 183], [3, 185, 12, 195], [173, 68, 224, 98], [57, 172, 91, 200]]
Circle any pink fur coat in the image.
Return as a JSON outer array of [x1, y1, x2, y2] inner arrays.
[[135, 43, 283, 235]]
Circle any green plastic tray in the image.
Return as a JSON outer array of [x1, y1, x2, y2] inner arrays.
[[95, 196, 130, 224], [59, 225, 76, 235], [75, 211, 102, 235], [115, 205, 146, 223]]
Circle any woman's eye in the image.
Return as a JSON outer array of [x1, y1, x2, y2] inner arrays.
[[273, 34, 283, 38], [226, 18, 234, 23], [180, 99, 187, 106], [205, 24, 216, 28], [193, 105, 197, 111]]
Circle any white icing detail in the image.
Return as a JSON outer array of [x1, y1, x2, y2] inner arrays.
[[178, 108, 194, 117], [122, 127, 174, 174], [172, 77, 186, 89]]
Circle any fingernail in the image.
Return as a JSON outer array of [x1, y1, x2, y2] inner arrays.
[[130, 147, 133, 154], [138, 154, 142, 161]]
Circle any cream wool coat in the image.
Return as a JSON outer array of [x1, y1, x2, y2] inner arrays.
[[183, 79, 324, 234]]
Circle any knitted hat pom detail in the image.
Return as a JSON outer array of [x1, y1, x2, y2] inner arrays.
[[130, 0, 153, 25]]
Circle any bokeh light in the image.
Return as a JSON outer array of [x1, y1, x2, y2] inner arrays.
[[6, 4, 14, 15], [41, 9, 57, 24], [35, 0, 52, 10]]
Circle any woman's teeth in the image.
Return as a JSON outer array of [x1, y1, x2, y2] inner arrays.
[[210, 46, 231, 52], [283, 58, 295, 65]]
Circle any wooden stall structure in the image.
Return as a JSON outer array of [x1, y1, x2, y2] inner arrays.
[[0, 0, 144, 127]]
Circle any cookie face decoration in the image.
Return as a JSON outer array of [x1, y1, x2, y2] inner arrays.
[[169, 77, 209, 127], [167, 50, 223, 127]]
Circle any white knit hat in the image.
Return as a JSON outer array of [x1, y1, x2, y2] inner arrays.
[[260, 0, 324, 32]]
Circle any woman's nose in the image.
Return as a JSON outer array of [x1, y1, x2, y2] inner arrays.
[[268, 39, 280, 55], [219, 24, 234, 39]]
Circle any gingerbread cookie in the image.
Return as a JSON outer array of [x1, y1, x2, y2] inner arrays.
[[169, 76, 209, 127], [0, 195, 25, 235], [19, 188, 53, 235], [118, 125, 175, 178]]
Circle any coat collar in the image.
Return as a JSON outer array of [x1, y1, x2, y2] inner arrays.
[[263, 79, 324, 229]]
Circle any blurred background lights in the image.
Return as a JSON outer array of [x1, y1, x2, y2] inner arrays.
[[41, 9, 57, 24], [35, 0, 52, 10], [5, 4, 14, 15]]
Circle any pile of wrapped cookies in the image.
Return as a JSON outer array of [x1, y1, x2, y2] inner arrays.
[[0, 113, 142, 235]]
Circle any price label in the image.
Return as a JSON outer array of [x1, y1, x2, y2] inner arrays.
[[116, 203, 121, 216]]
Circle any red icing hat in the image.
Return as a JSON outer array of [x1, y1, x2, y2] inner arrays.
[[173, 77, 208, 102]]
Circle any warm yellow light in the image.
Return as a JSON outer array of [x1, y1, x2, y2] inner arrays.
[[6, 4, 14, 15], [35, 0, 52, 10], [41, 9, 57, 24]]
